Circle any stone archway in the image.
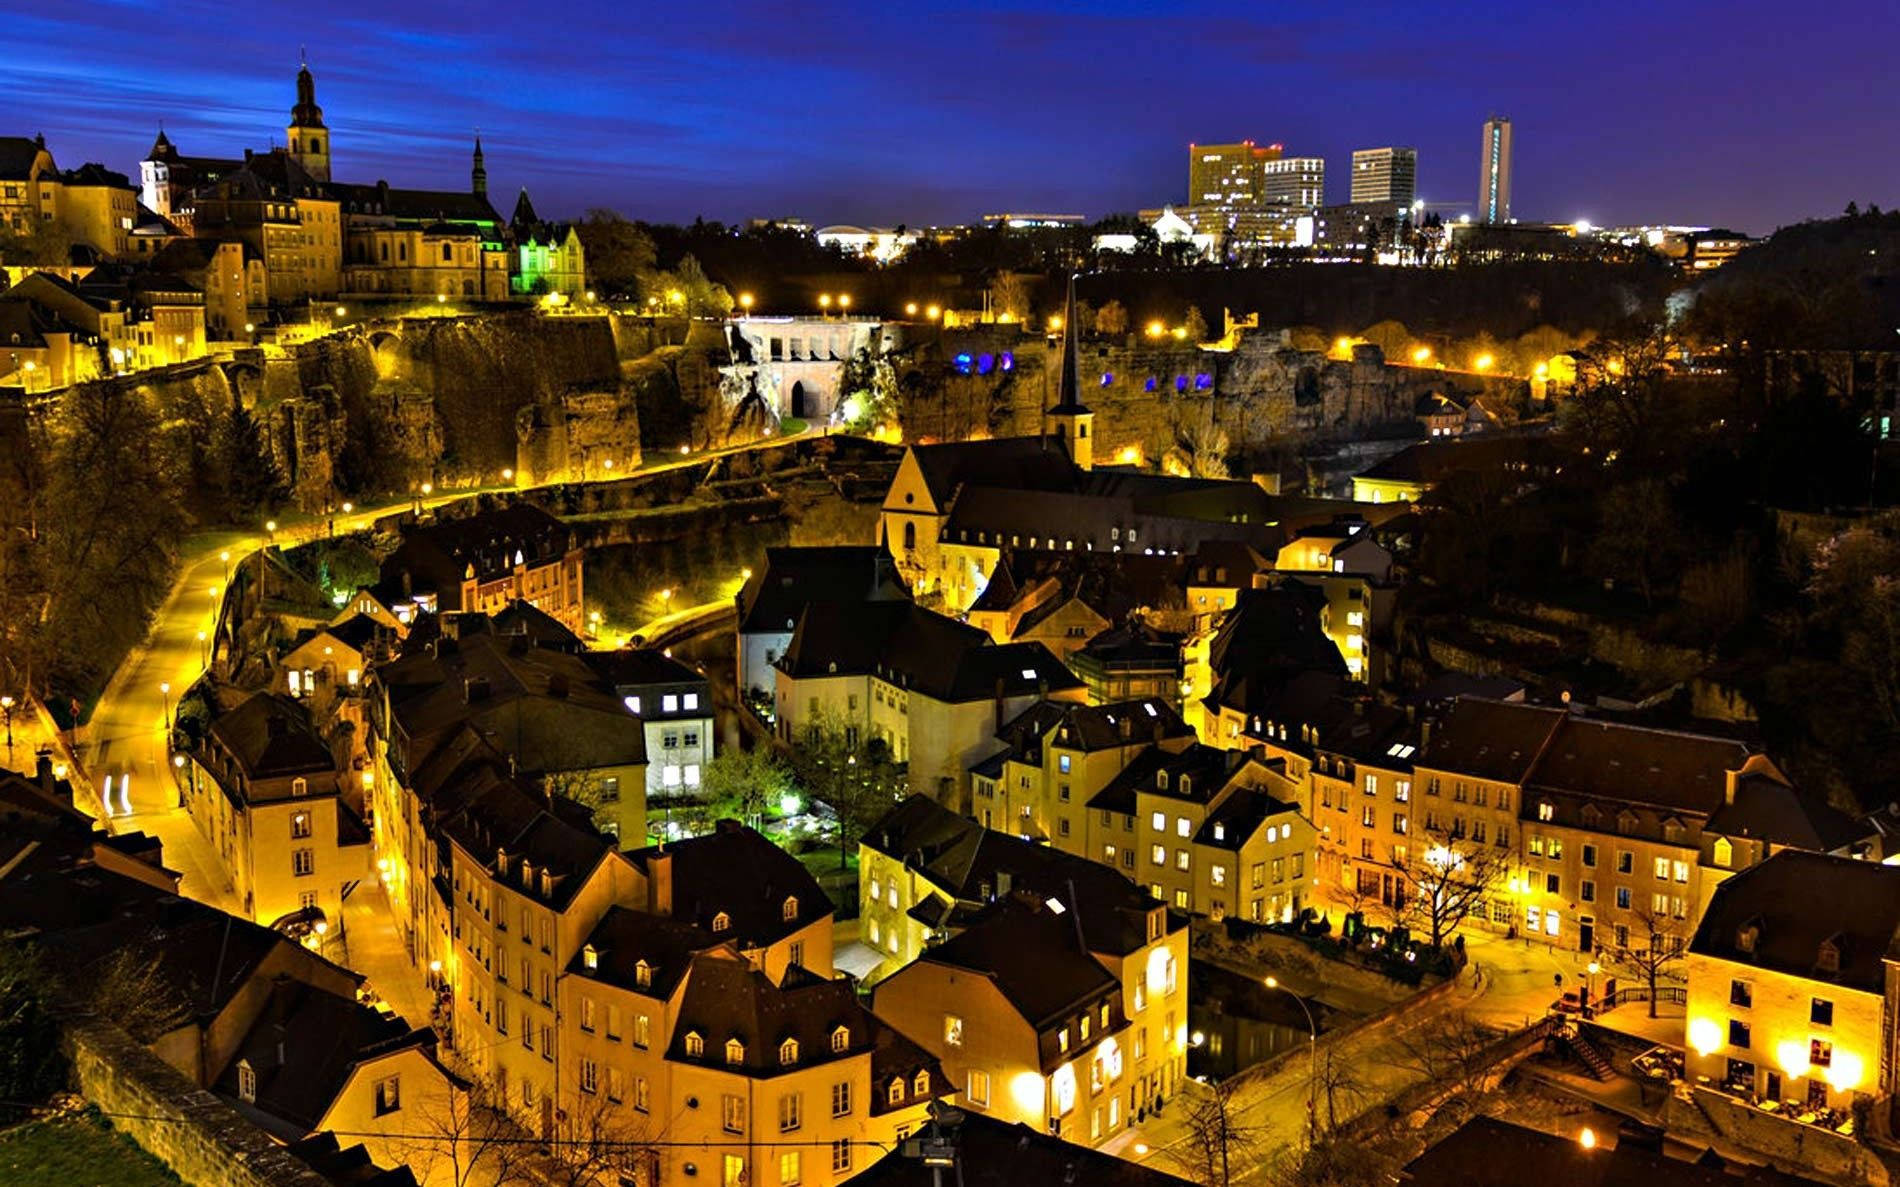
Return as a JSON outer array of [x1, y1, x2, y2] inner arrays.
[[790, 380, 807, 419]]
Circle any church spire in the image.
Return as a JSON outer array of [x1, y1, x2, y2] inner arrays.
[[471, 133, 487, 198], [1044, 274, 1095, 470]]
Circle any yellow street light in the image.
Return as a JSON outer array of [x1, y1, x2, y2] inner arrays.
[[264, 519, 277, 533], [341, 501, 353, 514], [1146, 320, 1165, 338], [838, 294, 852, 311], [667, 289, 684, 305], [244, 322, 255, 333], [741, 567, 753, 580], [1047, 314, 1063, 331], [660, 588, 674, 602], [1411, 346, 1432, 363], [501, 467, 515, 481], [1578, 1127, 1597, 1151], [924, 304, 941, 320], [1172, 326, 1188, 340], [421, 482, 433, 496], [818, 293, 833, 310], [585, 290, 596, 302], [334, 306, 347, 318], [1534, 361, 1550, 377], [1474, 353, 1495, 371], [904, 302, 918, 316]]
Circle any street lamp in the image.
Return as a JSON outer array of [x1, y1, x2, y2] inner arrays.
[[838, 294, 852, 315], [159, 682, 172, 730], [904, 302, 918, 317], [819, 294, 833, 316], [219, 550, 231, 582], [1585, 960, 1602, 1016], [197, 630, 208, 667], [0, 694, 13, 764], [1265, 976, 1320, 1146], [739, 292, 755, 317], [924, 304, 941, 321]]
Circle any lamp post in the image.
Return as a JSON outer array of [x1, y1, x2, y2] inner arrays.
[[1265, 975, 1320, 1146], [0, 695, 13, 765], [197, 630, 209, 667], [159, 682, 171, 731], [219, 550, 231, 582], [1585, 960, 1601, 1017]]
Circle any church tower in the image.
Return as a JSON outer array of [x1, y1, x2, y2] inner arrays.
[[1045, 274, 1094, 470], [286, 57, 330, 182], [471, 135, 487, 198]]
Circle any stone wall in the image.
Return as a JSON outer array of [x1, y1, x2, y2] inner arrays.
[[1665, 1085, 1887, 1185], [63, 1018, 332, 1187]]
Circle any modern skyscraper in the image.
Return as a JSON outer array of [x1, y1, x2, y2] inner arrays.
[[1479, 117, 1513, 224], [1349, 147, 1417, 206], [1187, 140, 1282, 207], [1261, 157, 1326, 210]]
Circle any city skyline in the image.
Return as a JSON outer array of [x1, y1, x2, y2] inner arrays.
[[5, 0, 1895, 234]]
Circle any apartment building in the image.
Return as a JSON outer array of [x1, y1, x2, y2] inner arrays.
[[591, 648, 717, 802], [377, 504, 585, 635]]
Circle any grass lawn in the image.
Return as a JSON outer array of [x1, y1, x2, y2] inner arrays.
[[0, 1109, 180, 1187]]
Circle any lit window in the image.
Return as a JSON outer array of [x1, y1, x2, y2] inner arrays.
[[712, 911, 731, 932], [944, 1015, 964, 1047]]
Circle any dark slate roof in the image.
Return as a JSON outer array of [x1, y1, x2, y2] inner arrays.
[[283, 1132, 421, 1187], [378, 632, 647, 773], [1704, 773, 1868, 852], [862, 795, 1170, 956], [736, 545, 910, 636], [0, 296, 87, 347], [1187, 538, 1272, 587], [905, 437, 1080, 508], [588, 646, 708, 692], [778, 602, 1082, 703], [331, 182, 502, 227], [1356, 434, 1549, 485], [215, 978, 432, 1134], [1072, 621, 1183, 672], [1203, 582, 1347, 716], [1244, 692, 1420, 767], [197, 150, 329, 202], [378, 504, 574, 602], [625, 821, 832, 949], [943, 483, 1271, 557], [845, 1110, 1192, 1187], [909, 896, 1120, 1030], [0, 136, 49, 180], [1089, 743, 1236, 814], [430, 758, 615, 912], [668, 953, 942, 1102], [568, 905, 726, 1000], [991, 696, 1192, 758], [1524, 715, 1751, 816], [1417, 697, 1566, 782], [207, 692, 337, 783], [1401, 1116, 1832, 1187], [60, 161, 133, 189], [1689, 851, 1900, 996]]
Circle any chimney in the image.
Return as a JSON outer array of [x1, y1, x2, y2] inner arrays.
[[35, 751, 55, 795], [649, 851, 674, 917]]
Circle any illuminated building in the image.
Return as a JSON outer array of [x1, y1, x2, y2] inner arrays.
[[1262, 156, 1327, 211], [188, 148, 343, 304], [1350, 147, 1417, 206], [1186, 140, 1282, 207], [182, 691, 369, 929], [1479, 116, 1513, 224], [376, 504, 586, 634], [509, 187, 585, 297], [285, 59, 331, 183], [872, 892, 1186, 1148], [734, 546, 910, 703], [0, 135, 138, 255], [1685, 851, 1900, 1115], [588, 647, 715, 803]]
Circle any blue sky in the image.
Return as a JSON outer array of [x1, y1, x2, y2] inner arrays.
[[2, 0, 1894, 232]]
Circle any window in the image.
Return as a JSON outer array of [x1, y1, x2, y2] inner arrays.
[[1812, 998, 1834, 1027], [831, 1025, 849, 1053], [607, 1065, 625, 1103], [783, 896, 799, 922], [726, 1038, 746, 1064], [1537, 801, 1553, 821], [685, 1031, 704, 1057], [1616, 887, 1631, 910], [779, 1091, 802, 1132], [1175, 849, 1191, 871], [636, 1014, 651, 1048], [1617, 850, 1634, 875], [580, 996, 596, 1032], [1654, 856, 1670, 880], [778, 1151, 802, 1186], [1730, 979, 1753, 1007], [1580, 880, 1595, 903], [712, 911, 731, 933], [1729, 1019, 1751, 1049], [1058, 1028, 1070, 1053], [889, 1078, 905, 1105], [291, 813, 311, 839], [944, 1015, 964, 1047], [635, 1076, 650, 1112], [1059, 754, 1071, 774], [1151, 811, 1166, 832], [1712, 837, 1734, 868], [1546, 873, 1560, 894], [635, 960, 652, 989], [684, 692, 700, 711], [723, 1094, 746, 1134], [831, 1141, 852, 1174], [780, 1038, 799, 1066], [967, 1069, 991, 1107], [1212, 865, 1227, 887], [237, 1060, 256, 1103], [606, 1004, 621, 1040], [292, 848, 314, 876], [579, 1058, 598, 1094], [291, 777, 308, 797], [831, 1081, 852, 1117], [1151, 844, 1166, 866], [1810, 1039, 1833, 1068], [663, 694, 679, 713]]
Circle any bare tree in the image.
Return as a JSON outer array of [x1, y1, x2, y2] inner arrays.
[[1382, 1009, 1505, 1110], [535, 1091, 661, 1187], [1312, 1048, 1369, 1137], [785, 707, 904, 868], [987, 271, 1030, 323], [1391, 831, 1510, 949], [1602, 904, 1687, 1018], [1166, 1079, 1264, 1187], [87, 946, 193, 1044], [385, 1082, 535, 1187]]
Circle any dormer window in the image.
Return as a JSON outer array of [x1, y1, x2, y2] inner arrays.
[[237, 1059, 256, 1103], [540, 870, 553, 897], [519, 861, 533, 889], [1213, 824, 1225, 841], [782, 896, 799, 922], [779, 1038, 799, 1066], [888, 1078, 905, 1105], [725, 1038, 746, 1065], [685, 1031, 704, 1057], [635, 960, 652, 988], [712, 911, 731, 933], [1180, 776, 1192, 796], [1736, 923, 1759, 954], [582, 945, 598, 971], [1156, 772, 1170, 791], [831, 1026, 849, 1053], [1817, 939, 1841, 975], [1536, 801, 1554, 822], [913, 1070, 929, 1095]]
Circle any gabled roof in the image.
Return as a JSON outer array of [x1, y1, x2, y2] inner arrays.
[[1204, 582, 1348, 715], [588, 646, 707, 691], [568, 905, 727, 1000], [909, 896, 1120, 1031], [625, 821, 832, 948], [1089, 743, 1235, 813], [903, 437, 1080, 509], [1705, 773, 1868, 852], [1195, 780, 1303, 850], [1416, 697, 1566, 783], [0, 135, 51, 181], [993, 696, 1191, 756], [377, 504, 573, 602], [431, 759, 615, 912], [778, 601, 1081, 703], [1524, 715, 1750, 816], [1356, 434, 1550, 486], [282, 1132, 420, 1187], [862, 795, 1169, 956], [1689, 850, 1900, 995], [844, 1110, 1194, 1187], [736, 545, 910, 636], [207, 692, 337, 784], [215, 978, 433, 1134]]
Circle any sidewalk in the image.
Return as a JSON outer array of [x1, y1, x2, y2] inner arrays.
[[339, 881, 437, 1028]]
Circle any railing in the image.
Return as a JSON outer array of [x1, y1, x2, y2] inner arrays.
[[1551, 983, 1686, 1017]]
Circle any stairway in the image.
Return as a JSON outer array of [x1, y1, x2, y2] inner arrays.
[[1566, 1031, 1614, 1081]]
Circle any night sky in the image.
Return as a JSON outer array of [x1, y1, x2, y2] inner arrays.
[[5, 0, 1894, 234]]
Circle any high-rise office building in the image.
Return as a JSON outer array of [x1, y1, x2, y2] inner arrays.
[[1349, 147, 1416, 206], [1262, 157, 1326, 210], [1187, 140, 1282, 207], [1479, 117, 1513, 224]]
